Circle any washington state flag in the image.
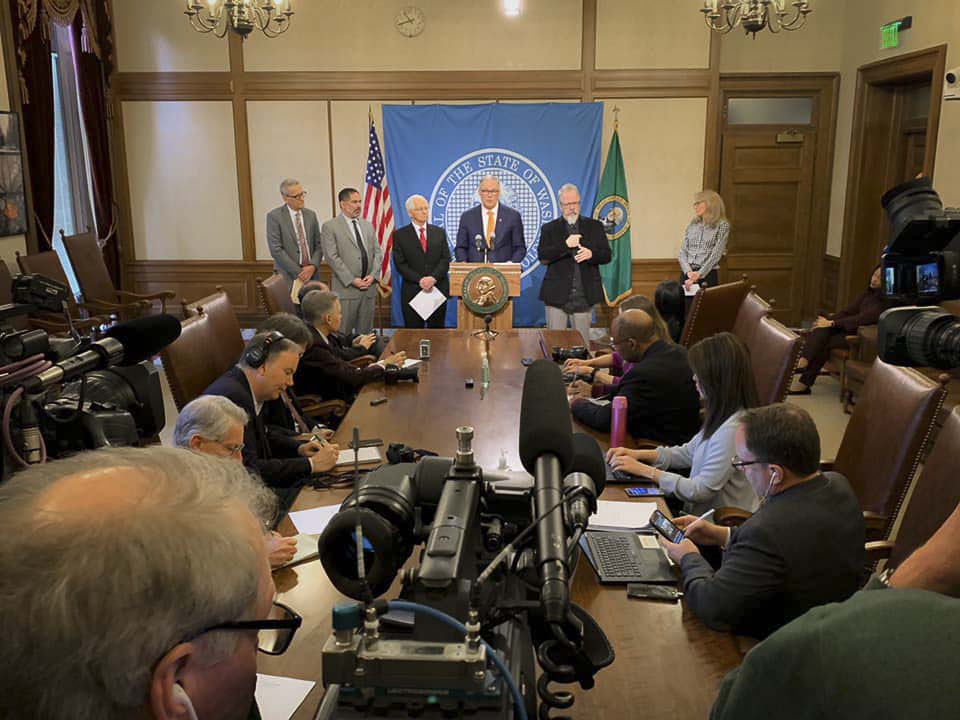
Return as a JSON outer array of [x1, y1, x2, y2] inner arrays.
[[593, 129, 632, 305]]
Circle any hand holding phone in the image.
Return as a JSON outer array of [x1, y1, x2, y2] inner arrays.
[[649, 509, 685, 544]]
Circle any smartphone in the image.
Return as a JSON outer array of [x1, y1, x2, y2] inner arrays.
[[649, 509, 685, 544], [370, 396, 388, 406], [625, 487, 664, 497], [627, 583, 680, 602]]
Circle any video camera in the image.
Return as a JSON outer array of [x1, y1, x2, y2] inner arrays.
[[878, 178, 960, 368], [383, 363, 419, 384], [316, 361, 614, 719], [551, 346, 589, 363], [0, 275, 181, 480]]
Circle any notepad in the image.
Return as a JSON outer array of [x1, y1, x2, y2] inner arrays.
[[255, 674, 315, 720], [277, 533, 320, 569], [335, 447, 381, 466], [589, 500, 658, 532], [288, 504, 341, 535]]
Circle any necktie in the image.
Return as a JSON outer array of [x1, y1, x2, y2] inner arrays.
[[295, 212, 310, 267], [485, 211, 495, 249], [353, 219, 370, 278], [419, 226, 427, 253]]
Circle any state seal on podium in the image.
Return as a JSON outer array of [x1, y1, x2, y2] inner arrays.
[[461, 267, 510, 316]]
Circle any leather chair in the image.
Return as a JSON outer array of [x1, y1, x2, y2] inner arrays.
[[824, 358, 948, 541], [731, 290, 772, 347], [865, 406, 960, 570], [11, 253, 109, 333], [744, 316, 803, 405], [256, 273, 297, 316], [680, 279, 750, 347], [181, 288, 245, 375], [60, 231, 173, 317], [160, 312, 225, 411]]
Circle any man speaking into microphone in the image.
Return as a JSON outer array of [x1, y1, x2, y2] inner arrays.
[[538, 183, 611, 344], [454, 175, 525, 263]]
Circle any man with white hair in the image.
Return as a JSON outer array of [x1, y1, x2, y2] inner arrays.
[[392, 194, 451, 327], [0, 446, 299, 720], [538, 183, 611, 343], [266, 177, 323, 285], [454, 175, 526, 263]]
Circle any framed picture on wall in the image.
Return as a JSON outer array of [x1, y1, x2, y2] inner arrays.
[[0, 112, 27, 237]]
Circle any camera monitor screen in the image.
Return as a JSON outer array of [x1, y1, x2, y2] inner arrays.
[[916, 262, 940, 296]]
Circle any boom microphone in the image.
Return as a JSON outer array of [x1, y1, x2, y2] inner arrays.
[[519, 360, 574, 623], [564, 433, 606, 531], [21, 314, 182, 391]]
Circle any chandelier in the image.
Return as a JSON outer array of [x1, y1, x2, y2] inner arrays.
[[700, 1, 812, 37], [184, 1, 294, 39]]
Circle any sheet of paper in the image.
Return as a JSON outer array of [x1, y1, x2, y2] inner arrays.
[[278, 533, 320, 569], [587, 398, 611, 407], [290, 277, 304, 304], [255, 674, 315, 720], [590, 500, 658, 532], [288, 504, 341, 535], [684, 283, 701, 297], [409, 288, 447, 320], [403, 358, 422, 368], [335, 446, 381, 466]]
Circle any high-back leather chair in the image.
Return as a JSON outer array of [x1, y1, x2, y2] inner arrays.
[[16, 249, 72, 288], [732, 290, 772, 347], [680, 279, 750, 347], [744, 316, 803, 405], [14, 250, 108, 331], [61, 231, 173, 317], [181, 288, 245, 376], [160, 312, 227, 411], [256, 274, 297, 316], [866, 407, 960, 570], [827, 358, 948, 540]]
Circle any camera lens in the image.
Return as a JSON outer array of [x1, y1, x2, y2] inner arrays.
[[947, 71, 958, 84], [900, 309, 960, 369]]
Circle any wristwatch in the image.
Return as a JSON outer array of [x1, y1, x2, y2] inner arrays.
[[877, 567, 895, 588]]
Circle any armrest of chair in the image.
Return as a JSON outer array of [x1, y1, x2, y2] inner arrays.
[[863, 511, 888, 534], [297, 395, 348, 422], [864, 540, 895, 565], [115, 289, 176, 312], [349, 354, 376, 368], [714, 506, 753, 528], [631, 437, 660, 450], [82, 297, 152, 314], [819, 459, 835, 471]]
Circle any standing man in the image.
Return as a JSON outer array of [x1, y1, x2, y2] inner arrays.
[[455, 175, 526, 263], [392, 194, 451, 328], [539, 183, 611, 343], [267, 178, 323, 286], [321, 187, 383, 335]]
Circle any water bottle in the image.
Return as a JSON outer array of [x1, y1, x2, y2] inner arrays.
[[610, 395, 628, 448], [481, 355, 491, 387]]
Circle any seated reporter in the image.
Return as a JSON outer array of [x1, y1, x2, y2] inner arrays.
[[569, 308, 701, 446], [173, 395, 298, 569], [297, 281, 385, 359], [607, 332, 759, 516], [712, 500, 960, 719], [661, 404, 864, 639], [295, 290, 405, 403], [0, 446, 296, 720], [204, 332, 339, 513]]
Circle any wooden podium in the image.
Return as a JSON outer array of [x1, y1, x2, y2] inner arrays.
[[449, 262, 522, 332]]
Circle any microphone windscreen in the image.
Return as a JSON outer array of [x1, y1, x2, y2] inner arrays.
[[518, 360, 573, 474], [570, 433, 607, 495], [104, 313, 182, 365]]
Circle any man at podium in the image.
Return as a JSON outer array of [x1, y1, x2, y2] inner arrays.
[[454, 175, 525, 263]]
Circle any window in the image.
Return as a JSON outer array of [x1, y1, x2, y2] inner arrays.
[[726, 97, 813, 125]]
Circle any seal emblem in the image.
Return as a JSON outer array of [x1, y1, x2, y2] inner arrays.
[[593, 194, 630, 241], [461, 267, 510, 316]]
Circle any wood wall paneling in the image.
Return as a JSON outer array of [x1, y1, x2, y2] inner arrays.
[[821, 255, 840, 313]]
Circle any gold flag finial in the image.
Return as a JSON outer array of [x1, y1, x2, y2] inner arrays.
[[612, 105, 621, 132]]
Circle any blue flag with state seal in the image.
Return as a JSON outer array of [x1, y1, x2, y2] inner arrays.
[[382, 103, 603, 327]]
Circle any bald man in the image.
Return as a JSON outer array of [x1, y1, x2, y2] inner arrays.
[[569, 309, 700, 445], [0, 447, 295, 720]]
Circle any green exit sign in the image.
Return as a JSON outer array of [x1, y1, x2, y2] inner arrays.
[[881, 21, 900, 49]]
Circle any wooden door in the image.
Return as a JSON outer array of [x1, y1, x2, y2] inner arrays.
[[720, 128, 816, 325]]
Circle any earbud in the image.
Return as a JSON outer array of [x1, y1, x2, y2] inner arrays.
[[172, 684, 199, 720]]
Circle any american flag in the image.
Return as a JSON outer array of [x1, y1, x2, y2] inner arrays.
[[362, 115, 394, 292]]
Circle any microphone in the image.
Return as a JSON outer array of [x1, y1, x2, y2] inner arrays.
[[20, 314, 182, 391], [564, 433, 606, 531], [474, 234, 484, 256], [519, 360, 574, 623]]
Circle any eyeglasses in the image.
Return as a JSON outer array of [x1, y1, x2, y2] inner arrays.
[[198, 602, 302, 656], [560, 200, 580, 208], [286, 191, 307, 200], [478, 189, 499, 194], [731, 456, 767, 470], [611, 336, 632, 348], [214, 440, 245, 456]]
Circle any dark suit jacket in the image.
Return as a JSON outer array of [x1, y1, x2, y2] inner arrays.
[[392, 223, 451, 303], [680, 472, 865, 639], [295, 326, 385, 401], [571, 340, 700, 445], [454, 204, 525, 262], [203, 367, 310, 489], [538, 215, 612, 307]]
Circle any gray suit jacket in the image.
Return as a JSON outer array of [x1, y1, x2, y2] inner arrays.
[[320, 214, 383, 299], [267, 205, 323, 283]]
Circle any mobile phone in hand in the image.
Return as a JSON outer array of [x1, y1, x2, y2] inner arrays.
[[625, 487, 665, 497], [649, 509, 685, 544]]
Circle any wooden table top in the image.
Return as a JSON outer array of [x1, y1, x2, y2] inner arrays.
[[258, 329, 741, 719]]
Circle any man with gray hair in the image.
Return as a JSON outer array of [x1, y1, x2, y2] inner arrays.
[[0, 446, 298, 720], [392, 193, 451, 327], [455, 175, 526, 262], [267, 177, 323, 285], [538, 183, 611, 343]]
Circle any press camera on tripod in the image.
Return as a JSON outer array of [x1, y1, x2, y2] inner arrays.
[[0, 274, 181, 481], [878, 177, 960, 369], [316, 360, 614, 719]]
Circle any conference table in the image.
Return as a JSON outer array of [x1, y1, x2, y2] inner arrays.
[[259, 329, 743, 719]]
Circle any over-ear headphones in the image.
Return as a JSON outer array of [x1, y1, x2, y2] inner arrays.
[[243, 331, 285, 369]]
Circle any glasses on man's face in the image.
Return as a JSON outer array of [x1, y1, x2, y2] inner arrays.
[[478, 189, 499, 195], [286, 191, 307, 200], [611, 336, 631, 349], [731, 456, 767, 470], [201, 602, 302, 655], [215, 441, 245, 456], [560, 201, 580, 209]]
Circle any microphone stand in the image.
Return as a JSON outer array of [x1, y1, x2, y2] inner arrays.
[[472, 313, 499, 340]]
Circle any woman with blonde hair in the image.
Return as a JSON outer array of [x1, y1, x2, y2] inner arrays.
[[679, 190, 730, 291]]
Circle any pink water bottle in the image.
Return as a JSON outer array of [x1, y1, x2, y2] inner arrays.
[[610, 396, 628, 448]]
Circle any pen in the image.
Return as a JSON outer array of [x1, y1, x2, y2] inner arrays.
[[685, 508, 715, 533], [311, 433, 328, 447]]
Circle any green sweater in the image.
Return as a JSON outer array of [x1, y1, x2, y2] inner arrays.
[[711, 580, 960, 719]]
